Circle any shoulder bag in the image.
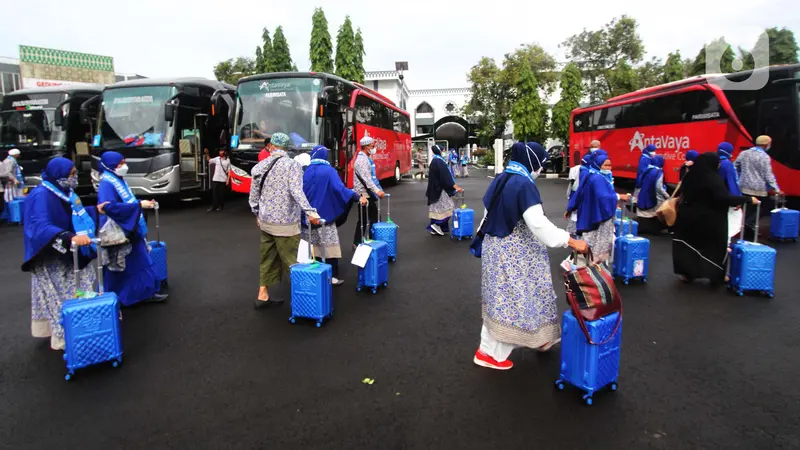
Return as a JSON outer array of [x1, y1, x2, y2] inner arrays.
[[656, 181, 681, 226]]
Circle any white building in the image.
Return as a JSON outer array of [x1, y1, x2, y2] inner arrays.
[[363, 70, 562, 150]]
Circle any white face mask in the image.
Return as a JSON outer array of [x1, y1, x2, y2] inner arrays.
[[369, 147, 377, 156], [115, 164, 129, 177]]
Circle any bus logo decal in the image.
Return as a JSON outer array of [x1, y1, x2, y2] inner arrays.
[[629, 130, 690, 153]]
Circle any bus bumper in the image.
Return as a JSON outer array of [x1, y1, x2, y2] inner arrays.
[[91, 166, 182, 196], [230, 172, 251, 194]]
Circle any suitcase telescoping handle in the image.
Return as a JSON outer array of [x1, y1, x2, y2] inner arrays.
[[458, 189, 466, 209], [307, 219, 327, 263], [775, 193, 786, 209], [616, 194, 633, 238], [359, 200, 370, 243], [739, 200, 762, 243], [71, 238, 103, 297], [376, 193, 392, 222], [153, 201, 160, 243]]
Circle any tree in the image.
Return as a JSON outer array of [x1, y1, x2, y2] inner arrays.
[[271, 26, 294, 72], [606, 60, 639, 97], [213, 57, 256, 84], [636, 57, 664, 88], [663, 51, 684, 83], [260, 27, 274, 72], [353, 27, 366, 83], [255, 47, 264, 73], [766, 27, 799, 65], [562, 15, 644, 102], [309, 8, 334, 73], [690, 37, 735, 76], [551, 62, 582, 145], [335, 16, 359, 81], [510, 63, 547, 143], [500, 44, 559, 98], [464, 57, 510, 144]]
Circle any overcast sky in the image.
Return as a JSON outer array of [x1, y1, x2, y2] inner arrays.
[[1, 0, 798, 90]]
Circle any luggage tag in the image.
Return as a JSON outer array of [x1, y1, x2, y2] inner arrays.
[[297, 239, 314, 265], [351, 244, 372, 268]]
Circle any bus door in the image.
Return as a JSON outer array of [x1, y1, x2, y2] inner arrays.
[[758, 96, 798, 165]]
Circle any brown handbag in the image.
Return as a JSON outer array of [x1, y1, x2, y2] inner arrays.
[[656, 182, 681, 226]]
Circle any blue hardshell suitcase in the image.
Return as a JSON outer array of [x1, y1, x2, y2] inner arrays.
[[371, 194, 398, 262], [615, 207, 622, 219], [357, 240, 389, 294], [7, 198, 24, 224], [61, 243, 123, 380], [613, 202, 649, 284], [451, 191, 474, 241], [769, 195, 799, 241], [289, 240, 333, 327], [555, 310, 622, 406], [729, 202, 776, 297], [147, 203, 168, 288]]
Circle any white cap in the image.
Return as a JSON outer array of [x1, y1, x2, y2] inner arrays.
[[8, 148, 20, 156], [360, 136, 374, 147], [294, 153, 311, 167]]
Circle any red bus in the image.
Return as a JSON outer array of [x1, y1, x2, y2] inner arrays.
[[569, 64, 800, 195], [228, 72, 412, 193]]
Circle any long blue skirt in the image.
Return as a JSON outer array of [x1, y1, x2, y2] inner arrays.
[[104, 239, 159, 306]]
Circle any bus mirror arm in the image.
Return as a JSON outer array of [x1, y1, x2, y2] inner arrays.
[[79, 95, 101, 126], [164, 102, 176, 123], [53, 99, 70, 129]]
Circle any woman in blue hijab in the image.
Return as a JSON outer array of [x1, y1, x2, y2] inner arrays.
[[680, 150, 699, 181], [567, 152, 630, 264], [474, 142, 588, 371], [636, 155, 669, 234], [634, 144, 656, 197], [22, 157, 100, 350], [565, 149, 607, 234], [426, 145, 463, 236], [302, 146, 367, 285], [97, 151, 165, 306], [448, 148, 459, 178], [717, 142, 741, 196]]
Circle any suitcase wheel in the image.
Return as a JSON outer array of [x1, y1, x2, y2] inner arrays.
[[289, 317, 296, 324], [356, 286, 362, 292], [371, 288, 377, 294], [642, 277, 647, 284], [610, 382, 618, 392], [737, 290, 744, 297], [383, 282, 388, 288], [391, 257, 396, 262], [316, 321, 322, 328], [767, 291, 775, 299], [65, 373, 73, 381], [623, 278, 629, 285], [554, 380, 565, 391], [582, 394, 593, 406]]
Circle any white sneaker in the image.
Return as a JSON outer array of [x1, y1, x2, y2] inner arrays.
[[332, 277, 344, 286], [431, 224, 445, 236]]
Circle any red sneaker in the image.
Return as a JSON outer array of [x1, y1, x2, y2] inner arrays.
[[473, 349, 513, 370]]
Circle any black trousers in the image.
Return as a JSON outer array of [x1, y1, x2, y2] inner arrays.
[[743, 195, 772, 240], [354, 197, 378, 246], [211, 181, 227, 210], [316, 257, 340, 278]]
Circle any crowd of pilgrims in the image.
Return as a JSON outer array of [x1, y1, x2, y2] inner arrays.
[[18, 129, 780, 374]]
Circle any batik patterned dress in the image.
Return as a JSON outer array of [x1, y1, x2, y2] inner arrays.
[[429, 191, 455, 221], [30, 241, 97, 350], [301, 223, 342, 259], [580, 218, 615, 264], [481, 221, 561, 349]]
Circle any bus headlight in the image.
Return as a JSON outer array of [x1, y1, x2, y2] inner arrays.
[[147, 166, 175, 181], [90, 169, 100, 182], [231, 165, 249, 177]]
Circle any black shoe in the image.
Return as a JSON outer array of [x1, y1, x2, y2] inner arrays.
[[254, 299, 284, 310], [145, 293, 169, 303]]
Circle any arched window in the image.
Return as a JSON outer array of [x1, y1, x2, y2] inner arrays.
[[416, 102, 433, 114]]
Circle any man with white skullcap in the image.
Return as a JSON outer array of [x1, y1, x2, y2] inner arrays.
[[353, 134, 385, 247], [249, 133, 320, 309], [2, 148, 24, 203]]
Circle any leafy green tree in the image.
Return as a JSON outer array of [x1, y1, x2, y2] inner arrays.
[[464, 57, 511, 144], [354, 27, 366, 83], [551, 62, 582, 145], [500, 44, 559, 98], [213, 57, 256, 84], [663, 51, 684, 83], [636, 57, 664, 88], [271, 26, 294, 72], [255, 47, 264, 73], [607, 60, 639, 97], [690, 37, 735, 75], [335, 16, 359, 81], [510, 63, 547, 143], [766, 27, 799, 65], [562, 15, 644, 101], [260, 27, 274, 72], [309, 8, 334, 73]]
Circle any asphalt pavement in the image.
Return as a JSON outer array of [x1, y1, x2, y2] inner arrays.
[[1, 169, 799, 449]]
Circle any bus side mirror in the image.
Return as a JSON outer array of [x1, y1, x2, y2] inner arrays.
[[164, 103, 175, 123], [54, 107, 65, 128]]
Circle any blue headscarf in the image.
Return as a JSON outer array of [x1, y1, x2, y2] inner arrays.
[[99, 151, 148, 237], [303, 146, 358, 223], [685, 150, 699, 162], [524, 142, 548, 172], [569, 150, 608, 212], [717, 142, 742, 196], [573, 152, 617, 233], [637, 155, 665, 210], [635, 145, 656, 189], [481, 142, 543, 238], [23, 157, 97, 271]]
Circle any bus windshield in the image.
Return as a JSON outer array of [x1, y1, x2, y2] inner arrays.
[[99, 86, 177, 150], [235, 77, 321, 151], [0, 94, 66, 149]]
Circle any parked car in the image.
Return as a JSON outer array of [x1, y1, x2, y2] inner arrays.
[[545, 145, 566, 173]]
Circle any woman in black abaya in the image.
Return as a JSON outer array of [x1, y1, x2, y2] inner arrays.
[[672, 152, 757, 284]]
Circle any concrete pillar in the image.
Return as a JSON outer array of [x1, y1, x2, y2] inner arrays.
[[493, 139, 504, 175]]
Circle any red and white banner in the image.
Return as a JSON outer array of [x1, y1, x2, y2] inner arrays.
[[22, 78, 97, 89]]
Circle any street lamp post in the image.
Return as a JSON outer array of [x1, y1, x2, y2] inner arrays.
[[395, 61, 408, 111]]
